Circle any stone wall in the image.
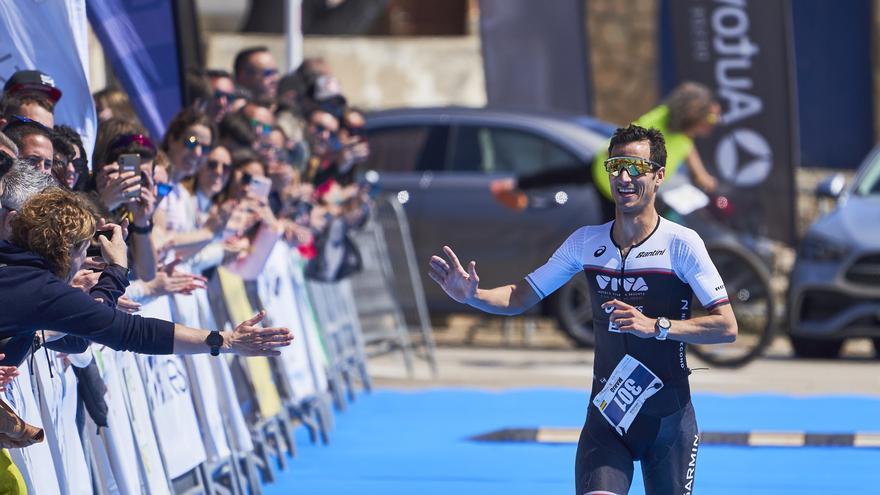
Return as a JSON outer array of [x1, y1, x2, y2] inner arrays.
[[585, 0, 660, 125], [207, 33, 486, 110]]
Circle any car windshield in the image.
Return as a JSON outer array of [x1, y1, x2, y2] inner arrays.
[[854, 154, 880, 196]]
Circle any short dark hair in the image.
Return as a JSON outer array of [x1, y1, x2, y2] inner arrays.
[[608, 124, 667, 168], [234, 46, 269, 78], [4, 120, 53, 150], [0, 93, 55, 118], [185, 69, 213, 104], [206, 69, 233, 80], [218, 111, 257, 150]]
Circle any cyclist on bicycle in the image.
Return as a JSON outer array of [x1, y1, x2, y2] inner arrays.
[[492, 82, 721, 221], [430, 124, 737, 494]]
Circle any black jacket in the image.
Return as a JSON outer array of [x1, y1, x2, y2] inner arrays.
[[0, 241, 174, 366]]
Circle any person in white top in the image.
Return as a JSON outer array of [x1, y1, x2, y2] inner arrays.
[[429, 124, 737, 495]]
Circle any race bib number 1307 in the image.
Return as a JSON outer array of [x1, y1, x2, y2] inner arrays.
[[592, 354, 663, 435]]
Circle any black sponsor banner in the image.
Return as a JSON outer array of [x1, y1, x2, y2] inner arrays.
[[479, 0, 592, 114], [665, 0, 799, 244]]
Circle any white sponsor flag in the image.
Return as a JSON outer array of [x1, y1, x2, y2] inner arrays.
[[0, 0, 97, 158]]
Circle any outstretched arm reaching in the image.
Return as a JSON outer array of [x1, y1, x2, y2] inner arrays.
[[428, 245, 540, 316]]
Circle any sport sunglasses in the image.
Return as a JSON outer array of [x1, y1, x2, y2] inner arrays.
[[603, 156, 662, 177]]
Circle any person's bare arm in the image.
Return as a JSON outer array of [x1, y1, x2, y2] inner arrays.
[[171, 310, 293, 356], [603, 299, 737, 344], [686, 148, 718, 193], [428, 246, 541, 316]]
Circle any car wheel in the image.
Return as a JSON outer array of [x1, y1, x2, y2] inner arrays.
[[551, 275, 595, 347], [788, 335, 844, 359]]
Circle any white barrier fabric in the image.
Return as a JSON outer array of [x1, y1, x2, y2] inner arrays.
[[183, 354, 233, 462], [138, 295, 207, 479], [118, 351, 171, 495], [4, 360, 62, 494], [212, 355, 255, 453], [173, 286, 233, 463], [258, 243, 318, 403], [138, 353, 207, 479], [34, 351, 91, 495], [93, 346, 143, 495], [290, 252, 330, 393]]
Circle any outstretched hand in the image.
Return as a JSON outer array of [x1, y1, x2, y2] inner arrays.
[[428, 246, 479, 304], [224, 310, 294, 356]]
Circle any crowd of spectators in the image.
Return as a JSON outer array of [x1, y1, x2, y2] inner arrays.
[[0, 46, 372, 489]]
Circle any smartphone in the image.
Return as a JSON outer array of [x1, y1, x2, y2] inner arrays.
[[118, 154, 142, 199], [248, 175, 272, 199]]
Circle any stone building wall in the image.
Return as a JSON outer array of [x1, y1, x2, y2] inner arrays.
[[585, 0, 660, 125]]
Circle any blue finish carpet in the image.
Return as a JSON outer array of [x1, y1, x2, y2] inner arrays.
[[263, 389, 880, 494]]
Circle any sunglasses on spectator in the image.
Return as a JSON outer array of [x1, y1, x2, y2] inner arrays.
[[241, 172, 253, 185], [313, 124, 337, 137], [71, 157, 87, 170], [249, 119, 272, 136], [3, 114, 52, 133], [207, 159, 232, 174], [183, 135, 212, 153], [603, 156, 662, 177], [344, 126, 366, 138], [24, 155, 53, 172], [213, 90, 236, 101], [248, 67, 278, 78]]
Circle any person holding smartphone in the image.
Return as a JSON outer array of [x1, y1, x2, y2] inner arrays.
[[89, 120, 161, 282]]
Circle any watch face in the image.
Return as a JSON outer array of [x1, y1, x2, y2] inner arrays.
[[658, 317, 671, 329], [206, 331, 223, 346]]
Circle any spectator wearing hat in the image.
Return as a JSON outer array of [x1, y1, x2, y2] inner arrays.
[[2, 70, 62, 105], [0, 70, 62, 130]]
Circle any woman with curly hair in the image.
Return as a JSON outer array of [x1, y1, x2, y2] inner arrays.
[[0, 188, 293, 366]]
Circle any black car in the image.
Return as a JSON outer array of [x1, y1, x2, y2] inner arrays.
[[364, 106, 615, 345]]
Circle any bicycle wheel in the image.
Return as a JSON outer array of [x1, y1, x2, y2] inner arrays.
[[688, 243, 776, 368]]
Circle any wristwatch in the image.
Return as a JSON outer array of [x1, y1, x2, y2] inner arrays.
[[129, 221, 153, 235], [206, 331, 224, 356], [654, 317, 671, 341]]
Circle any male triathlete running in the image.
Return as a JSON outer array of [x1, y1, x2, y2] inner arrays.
[[428, 124, 737, 495]]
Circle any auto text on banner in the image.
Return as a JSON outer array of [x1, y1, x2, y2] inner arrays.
[[34, 350, 91, 495], [663, 0, 800, 244], [0, 0, 98, 158], [4, 361, 62, 495], [138, 354, 208, 478]]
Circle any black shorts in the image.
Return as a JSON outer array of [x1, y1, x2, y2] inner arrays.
[[575, 401, 700, 495]]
